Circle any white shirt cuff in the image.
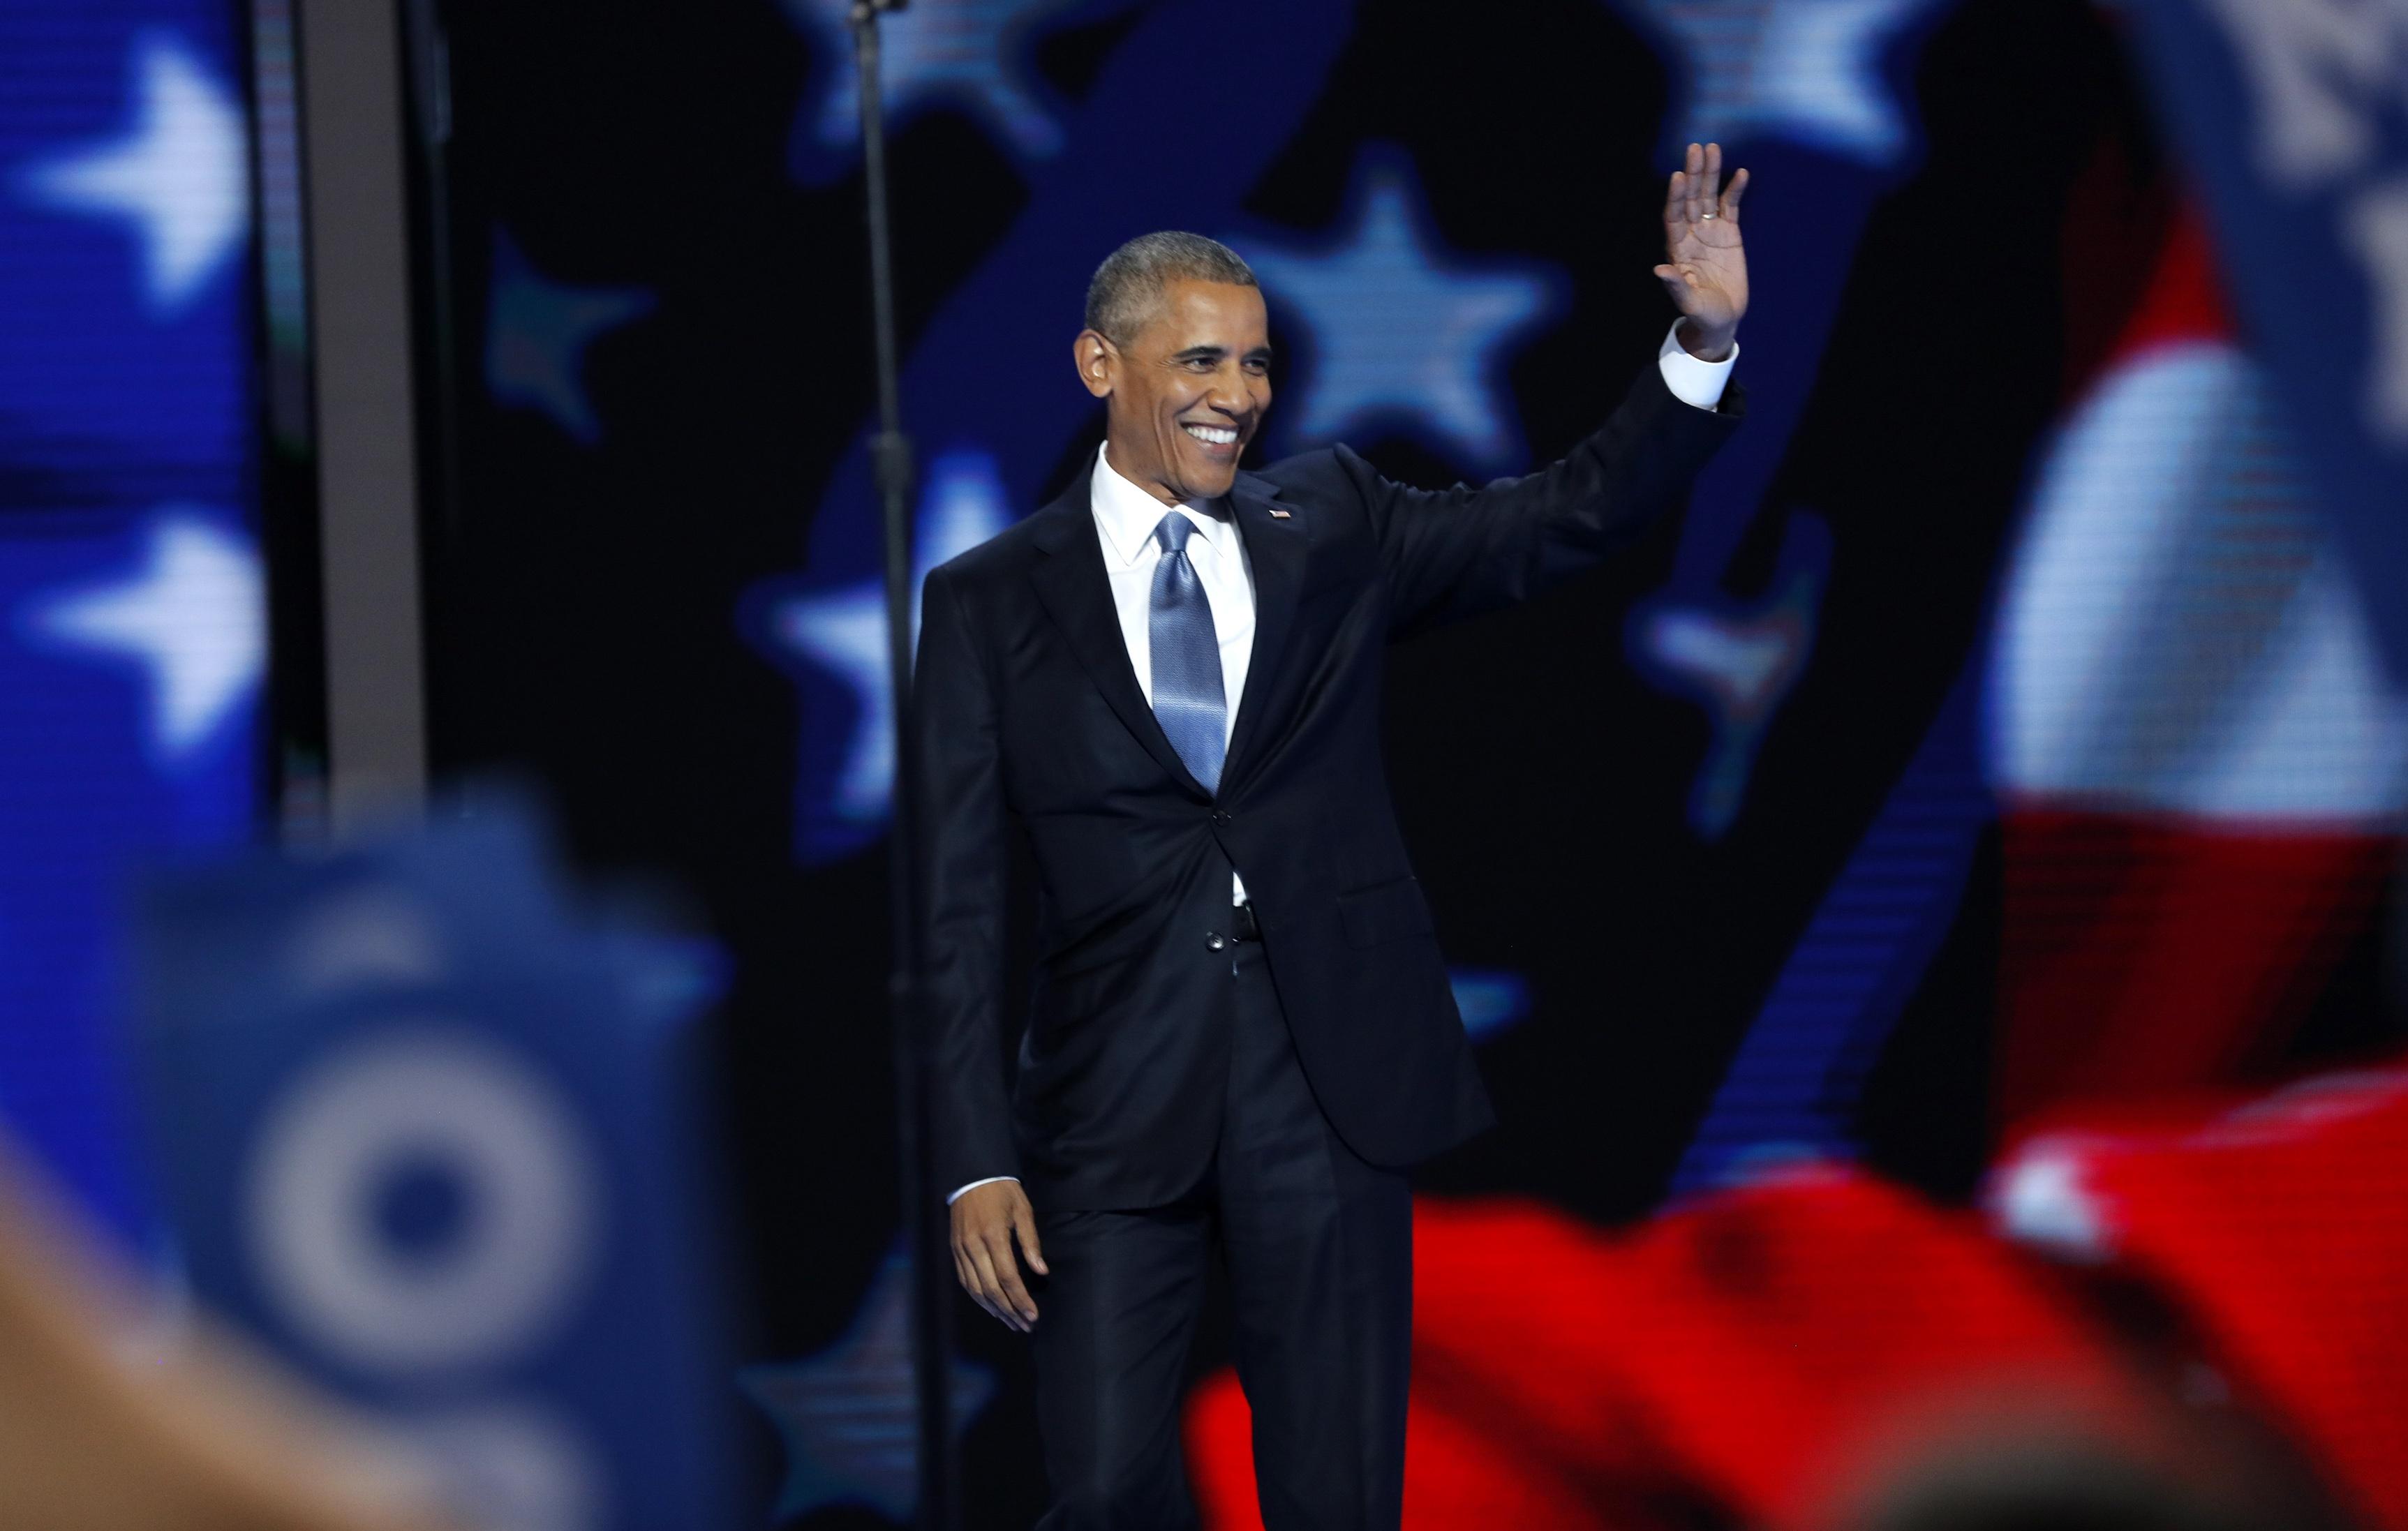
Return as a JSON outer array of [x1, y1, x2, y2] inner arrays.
[[1656, 320, 1736, 410], [947, 1175, 1018, 1205]]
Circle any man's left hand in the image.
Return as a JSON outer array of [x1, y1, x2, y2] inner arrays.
[[1655, 140, 1749, 362]]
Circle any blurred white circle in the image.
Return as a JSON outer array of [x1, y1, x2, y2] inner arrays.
[[244, 1026, 602, 1375], [406, 1398, 607, 1531]]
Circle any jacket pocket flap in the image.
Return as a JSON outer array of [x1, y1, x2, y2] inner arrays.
[[1337, 876, 1434, 947]]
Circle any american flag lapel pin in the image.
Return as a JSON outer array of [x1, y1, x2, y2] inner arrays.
[[1268, 507, 1291, 519]]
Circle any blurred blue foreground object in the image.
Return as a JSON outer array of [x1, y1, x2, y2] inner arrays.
[[131, 799, 738, 1531]]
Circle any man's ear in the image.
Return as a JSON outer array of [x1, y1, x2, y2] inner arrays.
[[1073, 329, 1114, 400]]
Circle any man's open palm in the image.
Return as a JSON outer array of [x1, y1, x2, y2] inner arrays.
[[1655, 140, 1749, 354]]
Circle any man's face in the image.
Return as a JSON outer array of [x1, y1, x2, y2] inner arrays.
[[1075, 278, 1272, 505]]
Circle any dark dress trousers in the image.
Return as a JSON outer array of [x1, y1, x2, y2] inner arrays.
[[909, 363, 1741, 1527]]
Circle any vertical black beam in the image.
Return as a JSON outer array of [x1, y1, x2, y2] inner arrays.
[[847, 6, 958, 1530]]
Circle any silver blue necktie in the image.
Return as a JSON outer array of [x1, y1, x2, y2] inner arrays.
[[1148, 511, 1226, 793]]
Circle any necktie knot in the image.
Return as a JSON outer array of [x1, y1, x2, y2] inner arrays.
[[1154, 511, 1195, 556]]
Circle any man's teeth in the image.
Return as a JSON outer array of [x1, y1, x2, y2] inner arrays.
[[1183, 424, 1239, 446]]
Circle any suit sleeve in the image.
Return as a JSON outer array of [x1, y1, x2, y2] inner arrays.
[[908, 562, 1019, 1197], [1348, 361, 1743, 639]]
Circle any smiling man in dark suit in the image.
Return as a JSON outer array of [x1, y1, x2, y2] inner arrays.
[[910, 143, 1752, 1530]]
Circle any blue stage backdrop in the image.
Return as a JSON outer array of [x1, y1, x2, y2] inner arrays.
[[0, 0, 267, 1249]]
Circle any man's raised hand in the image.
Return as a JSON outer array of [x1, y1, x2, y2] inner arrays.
[[951, 1179, 1048, 1332], [1654, 140, 1750, 361]]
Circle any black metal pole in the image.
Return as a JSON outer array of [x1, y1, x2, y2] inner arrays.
[[847, 5, 955, 1530]]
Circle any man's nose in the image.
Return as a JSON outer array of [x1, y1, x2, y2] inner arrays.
[[1203, 368, 1252, 418]]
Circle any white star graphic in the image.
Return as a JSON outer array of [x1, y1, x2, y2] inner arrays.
[[1614, 0, 1945, 166], [1236, 158, 1559, 472], [34, 513, 264, 764], [771, 450, 1016, 833], [784, 0, 1087, 165], [24, 33, 249, 313], [777, 588, 893, 828]]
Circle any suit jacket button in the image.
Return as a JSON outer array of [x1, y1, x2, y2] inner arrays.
[[1211, 809, 1232, 827], [1205, 933, 1226, 951]]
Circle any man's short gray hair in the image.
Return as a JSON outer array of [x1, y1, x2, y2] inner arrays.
[[1083, 232, 1257, 346]]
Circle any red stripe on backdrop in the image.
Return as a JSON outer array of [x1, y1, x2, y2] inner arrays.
[[2107, 202, 2231, 360], [1995, 807, 2395, 1130]]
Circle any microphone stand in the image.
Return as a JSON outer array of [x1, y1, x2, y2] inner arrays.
[[847, 3, 956, 1529]]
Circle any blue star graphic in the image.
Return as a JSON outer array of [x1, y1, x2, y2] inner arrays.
[[1235, 152, 1561, 473], [1612, 0, 1948, 166], [1628, 511, 1827, 839], [739, 1252, 997, 1525], [749, 448, 1016, 861], [484, 230, 655, 445], [1448, 969, 1533, 1043], [29, 511, 264, 769], [781, 0, 1094, 177], [22, 33, 249, 313]]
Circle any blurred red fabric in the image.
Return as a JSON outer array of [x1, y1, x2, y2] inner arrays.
[[1187, 1066, 2408, 1531], [1998, 1069, 2408, 1531], [1188, 1173, 2139, 1531]]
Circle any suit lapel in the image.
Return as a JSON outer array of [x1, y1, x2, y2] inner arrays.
[[1027, 472, 1209, 798], [1221, 471, 1309, 793]]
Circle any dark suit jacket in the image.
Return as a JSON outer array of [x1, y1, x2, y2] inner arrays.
[[909, 363, 1742, 1211]]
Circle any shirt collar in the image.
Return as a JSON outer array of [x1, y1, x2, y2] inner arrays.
[[1091, 440, 1235, 569]]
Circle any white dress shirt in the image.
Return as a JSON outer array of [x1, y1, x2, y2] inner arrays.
[[947, 322, 1734, 1204], [1091, 435, 1260, 906]]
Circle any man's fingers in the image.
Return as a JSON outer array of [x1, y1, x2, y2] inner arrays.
[[965, 1240, 1025, 1332], [1664, 168, 1686, 227], [953, 1240, 993, 1323], [1702, 141, 1723, 207], [1720, 166, 1749, 221], [1684, 142, 1704, 223], [982, 1229, 1039, 1325], [959, 1239, 999, 1324]]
